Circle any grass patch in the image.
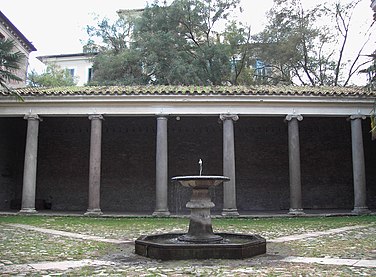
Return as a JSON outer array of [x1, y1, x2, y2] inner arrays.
[[282, 225, 376, 259], [212, 215, 376, 239], [0, 215, 374, 240]]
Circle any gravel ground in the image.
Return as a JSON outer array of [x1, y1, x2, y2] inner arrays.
[[0, 226, 117, 264], [2, 251, 375, 276], [273, 225, 376, 260], [0, 216, 375, 276]]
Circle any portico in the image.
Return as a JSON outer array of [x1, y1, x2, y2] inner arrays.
[[0, 86, 375, 215]]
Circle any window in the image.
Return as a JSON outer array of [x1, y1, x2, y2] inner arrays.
[[0, 32, 5, 39], [68, 68, 75, 77], [87, 68, 93, 82]]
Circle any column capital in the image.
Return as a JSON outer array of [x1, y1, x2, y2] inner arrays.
[[348, 114, 366, 121], [24, 113, 42, 121], [88, 114, 104, 121], [220, 114, 239, 122], [285, 114, 303, 122], [156, 115, 168, 120]]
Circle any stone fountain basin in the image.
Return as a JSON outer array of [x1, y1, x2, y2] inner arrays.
[[171, 175, 230, 189], [135, 232, 266, 260]]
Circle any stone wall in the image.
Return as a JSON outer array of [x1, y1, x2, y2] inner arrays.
[[0, 115, 375, 212]]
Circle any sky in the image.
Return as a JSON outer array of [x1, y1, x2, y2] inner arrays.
[[1, 0, 374, 83]]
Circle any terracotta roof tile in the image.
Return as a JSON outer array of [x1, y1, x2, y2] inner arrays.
[[1, 85, 375, 97]]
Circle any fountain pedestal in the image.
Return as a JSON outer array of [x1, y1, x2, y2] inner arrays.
[[175, 176, 227, 243]]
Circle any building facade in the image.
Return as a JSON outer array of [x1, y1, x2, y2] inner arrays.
[[0, 86, 375, 215], [0, 11, 36, 88], [37, 53, 96, 86]]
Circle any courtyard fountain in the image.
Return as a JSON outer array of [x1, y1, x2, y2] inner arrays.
[[135, 160, 266, 260]]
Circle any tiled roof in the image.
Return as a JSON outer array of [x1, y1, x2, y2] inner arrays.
[[1, 85, 375, 97]]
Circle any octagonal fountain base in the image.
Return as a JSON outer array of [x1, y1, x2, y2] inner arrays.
[[135, 233, 266, 260]]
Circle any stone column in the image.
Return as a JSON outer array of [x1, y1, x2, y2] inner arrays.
[[153, 116, 170, 216], [85, 114, 104, 216], [220, 114, 239, 216], [285, 114, 305, 215], [349, 115, 370, 215], [19, 114, 41, 214]]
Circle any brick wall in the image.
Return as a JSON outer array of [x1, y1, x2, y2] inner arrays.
[[0, 118, 26, 210], [235, 117, 290, 210], [34, 117, 90, 210]]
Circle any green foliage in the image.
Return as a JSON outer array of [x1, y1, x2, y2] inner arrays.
[[371, 99, 376, 140], [85, 0, 252, 86], [360, 53, 376, 91], [0, 38, 25, 88], [27, 63, 76, 87], [0, 38, 25, 99], [88, 49, 148, 85], [83, 0, 372, 87], [253, 0, 372, 86], [254, 0, 333, 85], [85, 16, 134, 53]]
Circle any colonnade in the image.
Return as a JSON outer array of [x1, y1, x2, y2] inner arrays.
[[18, 113, 371, 215]]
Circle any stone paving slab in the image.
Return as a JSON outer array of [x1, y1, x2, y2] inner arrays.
[[1, 259, 116, 273], [3, 256, 376, 274], [281, 256, 376, 268], [269, 225, 369, 243], [28, 259, 115, 270], [7, 223, 133, 244]]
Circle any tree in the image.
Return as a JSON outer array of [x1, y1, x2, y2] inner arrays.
[[133, 3, 196, 85], [359, 53, 376, 91], [360, 52, 376, 140], [223, 21, 252, 85], [84, 15, 148, 85], [85, 15, 135, 53], [0, 38, 25, 93], [88, 48, 148, 85], [164, 0, 241, 85], [27, 63, 76, 87], [85, 0, 251, 86], [254, 0, 374, 86]]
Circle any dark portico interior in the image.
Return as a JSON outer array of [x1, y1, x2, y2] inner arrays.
[[0, 115, 375, 213]]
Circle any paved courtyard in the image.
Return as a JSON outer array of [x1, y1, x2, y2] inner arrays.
[[0, 215, 375, 276]]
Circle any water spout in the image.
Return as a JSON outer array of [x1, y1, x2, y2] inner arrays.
[[199, 159, 203, 176]]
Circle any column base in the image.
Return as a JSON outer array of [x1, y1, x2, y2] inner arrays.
[[351, 206, 371, 215], [84, 209, 103, 216], [222, 209, 239, 217], [18, 208, 38, 215], [152, 210, 170, 217], [288, 208, 305, 216]]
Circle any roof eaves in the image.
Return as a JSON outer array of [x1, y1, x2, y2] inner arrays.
[[0, 10, 37, 52]]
